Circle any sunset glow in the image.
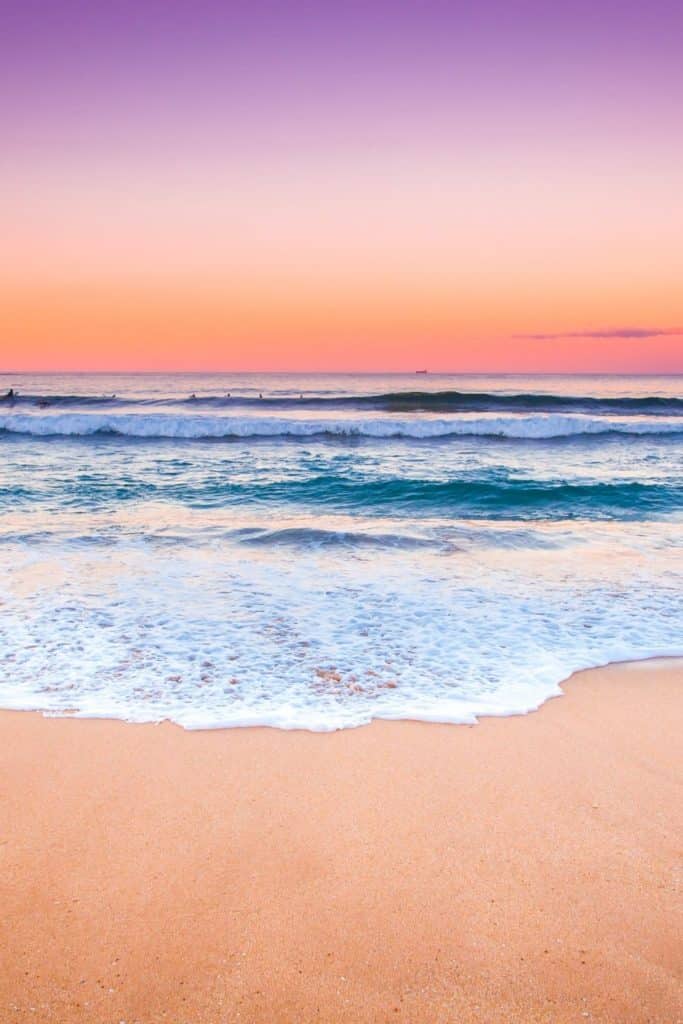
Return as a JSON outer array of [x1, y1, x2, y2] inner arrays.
[[2, 0, 682, 371]]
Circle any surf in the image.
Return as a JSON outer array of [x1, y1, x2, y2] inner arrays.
[[2, 410, 683, 441]]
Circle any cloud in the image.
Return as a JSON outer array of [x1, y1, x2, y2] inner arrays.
[[514, 327, 683, 341]]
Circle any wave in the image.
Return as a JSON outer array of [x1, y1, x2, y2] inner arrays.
[[332, 389, 683, 415], [0, 393, 120, 407], [224, 477, 683, 518], [3, 388, 683, 414], [231, 525, 443, 550], [2, 411, 683, 441], [3, 473, 677, 519]]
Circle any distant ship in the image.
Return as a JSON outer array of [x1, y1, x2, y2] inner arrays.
[[415, 369, 428, 374]]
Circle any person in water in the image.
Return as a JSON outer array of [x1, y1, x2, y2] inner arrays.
[[4, 388, 15, 400]]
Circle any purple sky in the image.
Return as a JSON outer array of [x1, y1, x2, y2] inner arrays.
[[2, 0, 682, 371]]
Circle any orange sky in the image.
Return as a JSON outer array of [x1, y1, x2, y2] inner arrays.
[[2, 3, 682, 372], [3, 151, 681, 372]]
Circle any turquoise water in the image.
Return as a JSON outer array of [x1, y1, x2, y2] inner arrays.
[[0, 373, 681, 729]]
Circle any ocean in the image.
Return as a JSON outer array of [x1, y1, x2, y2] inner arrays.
[[0, 372, 681, 730]]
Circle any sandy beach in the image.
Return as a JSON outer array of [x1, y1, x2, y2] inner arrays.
[[1, 659, 681, 1023]]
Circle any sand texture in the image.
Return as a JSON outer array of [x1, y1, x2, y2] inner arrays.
[[1, 660, 681, 1023]]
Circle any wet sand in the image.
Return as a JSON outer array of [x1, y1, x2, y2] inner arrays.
[[1, 659, 681, 1023]]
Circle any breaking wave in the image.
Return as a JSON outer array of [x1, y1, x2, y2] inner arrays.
[[2, 411, 683, 441]]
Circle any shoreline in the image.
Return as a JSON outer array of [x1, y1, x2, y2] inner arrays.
[[3, 652, 683, 733], [1, 658, 681, 1022]]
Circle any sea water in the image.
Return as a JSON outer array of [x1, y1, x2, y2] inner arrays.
[[0, 373, 681, 729]]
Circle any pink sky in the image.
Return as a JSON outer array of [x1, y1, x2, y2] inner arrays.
[[2, 0, 681, 371]]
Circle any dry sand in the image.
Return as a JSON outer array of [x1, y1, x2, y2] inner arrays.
[[1, 659, 681, 1023]]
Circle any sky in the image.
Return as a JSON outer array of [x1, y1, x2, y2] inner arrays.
[[1, 0, 682, 372]]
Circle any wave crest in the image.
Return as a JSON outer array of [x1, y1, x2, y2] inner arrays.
[[3, 388, 683, 415], [2, 411, 683, 441]]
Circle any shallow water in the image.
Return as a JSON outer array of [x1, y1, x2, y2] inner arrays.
[[1, 373, 681, 729]]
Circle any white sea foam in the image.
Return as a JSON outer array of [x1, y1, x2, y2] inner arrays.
[[1, 410, 682, 440], [0, 520, 680, 730], [1, 372, 681, 732]]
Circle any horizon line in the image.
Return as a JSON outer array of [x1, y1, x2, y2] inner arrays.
[[2, 369, 683, 377]]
